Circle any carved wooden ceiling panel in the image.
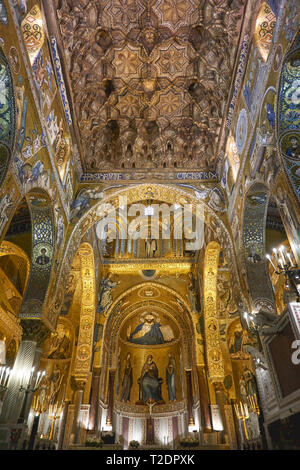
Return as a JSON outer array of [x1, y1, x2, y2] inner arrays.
[[56, 0, 247, 174]]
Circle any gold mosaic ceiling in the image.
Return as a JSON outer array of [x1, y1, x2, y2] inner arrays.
[[56, 0, 247, 174]]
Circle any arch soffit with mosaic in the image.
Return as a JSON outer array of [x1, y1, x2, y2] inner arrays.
[[102, 281, 196, 370], [17, 189, 56, 327], [0, 239, 30, 294], [0, 183, 57, 245], [0, 239, 30, 267], [51, 184, 248, 318], [242, 182, 276, 311], [0, 189, 56, 315]]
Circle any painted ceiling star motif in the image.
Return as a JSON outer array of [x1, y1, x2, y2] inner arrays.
[[153, 0, 197, 32], [157, 89, 186, 116], [113, 45, 143, 79], [57, 0, 247, 173], [154, 42, 189, 79], [104, 0, 145, 34], [116, 92, 142, 117]]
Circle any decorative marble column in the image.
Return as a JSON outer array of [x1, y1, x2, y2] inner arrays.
[[0, 321, 50, 425], [70, 381, 85, 445], [197, 366, 212, 431], [214, 382, 228, 444], [88, 367, 100, 431], [106, 370, 115, 428], [22, 345, 43, 424], [0, 321, 50, 449], [185, 370, 195, 428], [57, 399, 70, 449], [28, 414, 40, 450]]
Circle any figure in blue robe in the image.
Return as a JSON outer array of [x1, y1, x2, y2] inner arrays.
[[139, 355, 163, 403], [166, 355, 176, 402], [266, 103, 275, 129], [128, 314, 165, 345]]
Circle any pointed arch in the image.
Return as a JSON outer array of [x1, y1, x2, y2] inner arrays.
[[18, 190, 55, 326], [242, 182, 276, 312], [50, 184, 247, 326]]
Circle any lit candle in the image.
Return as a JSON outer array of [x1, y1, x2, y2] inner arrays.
[[243, 312, 249, 328], [266, 254, 277, 271], [34, 371, 40, 389], [37, 371, 45, 388], [287, 253, 294, 267], [0, 366, 5, 384], [279, 246, 286, 264], [4, 368, 10, 387], [29, 367, 35, 386], [273, 248, 279, 262]]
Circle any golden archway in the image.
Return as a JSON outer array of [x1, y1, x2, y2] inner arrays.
[[51, 184, 248, 324]]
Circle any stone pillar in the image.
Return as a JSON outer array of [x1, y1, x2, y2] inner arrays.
[[0, 321, 50, 449], [22, 346, 43, 424], [214, 382, 228, 444], [0, 320, 50, 425], [197, 366, 212, 431], [57, 400, 70, 449], [106, 370, 115, 428], [185, 370, 195, 428], [70, 385, 84, 445], [28, 414, 40, 450], [0, 340, 37, 424], [88, 367, 100, 431]]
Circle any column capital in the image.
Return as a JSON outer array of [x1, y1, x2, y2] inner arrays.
[[72, 375, 86, 391], [213, 381, 225, 393], [20, 319, 52, 346]]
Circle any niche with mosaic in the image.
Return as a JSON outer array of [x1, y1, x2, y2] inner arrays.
[[116, 310, 183, 406]]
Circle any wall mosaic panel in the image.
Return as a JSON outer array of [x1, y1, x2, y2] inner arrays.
[[19, 195, 54, 320], [277, 31, 300, 202], [0, 48, 15, 187]]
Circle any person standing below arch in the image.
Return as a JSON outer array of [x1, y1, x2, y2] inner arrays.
[[120, 353, 133, 403], [166, 354, 176, 402]]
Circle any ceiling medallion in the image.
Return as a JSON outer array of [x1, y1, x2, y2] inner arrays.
[[138, 285, 160, 299]]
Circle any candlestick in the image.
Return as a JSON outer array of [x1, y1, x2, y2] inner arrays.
[[0, 366, 5, 384], [287, 253, 294, 267], [273, 248, 278, 262], [279, 246, 286, 264], [4, 367, 10, 387], [266, 254, 276, 271]]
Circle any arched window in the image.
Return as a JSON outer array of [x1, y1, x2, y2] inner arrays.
[[254, 2, 277, 62]]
